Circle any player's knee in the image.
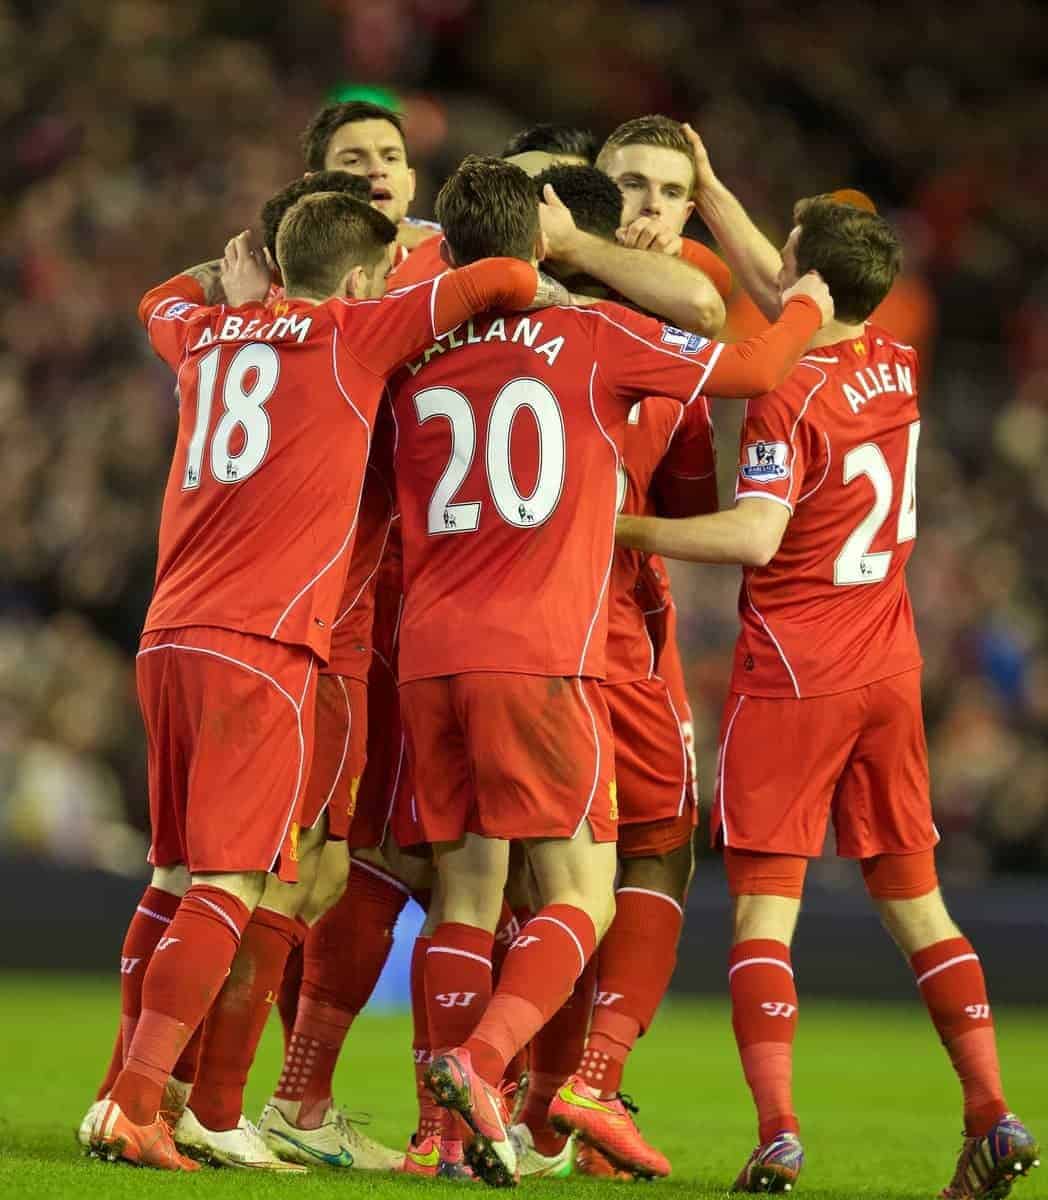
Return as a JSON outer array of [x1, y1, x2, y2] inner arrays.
[[300, 841, 350, 925], [864, 853, 959, 954], [193, 870, 267, 913], [732, 892, 801, 945], [151, 864, 191, 897], [619, 840, 695, 903]]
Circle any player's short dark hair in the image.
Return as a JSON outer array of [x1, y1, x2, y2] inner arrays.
[[277, 192, 397, 298], [501, 123, 598, 165], [261, 171, 372, 260], [301, 101, 407, 172], [597, 115, 694, 185], [435, 156, 539, 265], [532, 165, 622, 241], [793, 199, 902, 323]]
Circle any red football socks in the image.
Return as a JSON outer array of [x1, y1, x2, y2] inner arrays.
[[521, 956, 597, 1154], [272, 862, 409, 1128], [464, 904, 597, 1086], [911, 937, 1007, 1136], [277, 936, 305, 1055], [729, 939, 800, 1143], [410, 934, 442, 1139], [579, 887, 683, 1097], [117, 885, 182, 1062], [95, 1029, 124, 1100], [190, 906, 303, 1132], [110, 884, 251, 1126], [426, 923, 494, 1057]]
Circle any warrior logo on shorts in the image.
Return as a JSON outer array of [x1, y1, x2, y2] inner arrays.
[[740, 441, 790, 482]]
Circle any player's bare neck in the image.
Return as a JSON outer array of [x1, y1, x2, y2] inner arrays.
[[807, 319, 865, 351], [283, 290, 325, 307]]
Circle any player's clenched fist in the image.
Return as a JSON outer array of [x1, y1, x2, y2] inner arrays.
[[221, 230, 273, 307], [615, 216, 683, 257], [782, 271, 834, 326]]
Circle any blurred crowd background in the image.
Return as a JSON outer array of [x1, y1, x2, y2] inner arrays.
[[3, 0, 1047, 884]]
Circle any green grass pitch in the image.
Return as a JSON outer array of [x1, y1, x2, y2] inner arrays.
[[1, 973, 1044, 1199]]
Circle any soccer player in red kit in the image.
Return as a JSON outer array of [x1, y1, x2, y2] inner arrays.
[[616, 197, 1040, 1198], [495, 164, 718, 1181], [383, 155, 831, 1187], [86, 192, 554, 1172]]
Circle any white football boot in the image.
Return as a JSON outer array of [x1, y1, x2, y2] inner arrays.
[[173, 1106, 307, 1171]]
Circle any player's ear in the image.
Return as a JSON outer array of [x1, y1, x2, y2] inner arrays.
[[438, 238, 458, 269], [345, 265, 368, 299], [407, 166, 417, 204], [682, 198, 695, 224], [535, 229, 550, 265]]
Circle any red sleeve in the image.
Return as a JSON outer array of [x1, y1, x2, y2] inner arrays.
[[137, 275, 208, 370], [344, 259, 539, 375], [702, 295, 821, 398], [387, 234, 446, 288], [590, 302, 718, 408], [734, 378, 820, 512], [679, 239, 733, 301], [654, 397, 719, 518]]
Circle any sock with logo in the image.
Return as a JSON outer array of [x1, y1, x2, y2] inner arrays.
[[116, 885, 183, 1062], [579, 887, 684, 1097], [189, 906, 304, 1132], [409, 934, 443, 1141], [109, 885, 252, 1126], [272, 863, 409, 1129], [277, 936, 305, 1056], [425, 923, 494, 1058], [521, 955, 597, 1155], [729, 939, 800, 1143], [910, 937, 1007, 1136], [463, 904, 597, 1086]]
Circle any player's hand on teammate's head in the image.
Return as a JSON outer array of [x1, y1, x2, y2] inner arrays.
[[681, 123, 718, 198], [615, 216, 683, 257], [782, 271, 834, 326], [221, 230, 273, 307], [539, 183, 581, 261]]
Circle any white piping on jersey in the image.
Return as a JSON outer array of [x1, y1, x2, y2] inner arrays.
[[735, 487, 795, 513], [332, 467, 395, 628], [744, 578, 801, 698], [318, 675, 354, 818], [659, 681, 690, 817], [797, 431, 833, 504], [270, 331, 372, 641], [802, 354, 838, 364], [577, 364, 621, 674], [380, 730, 408, 847], [136, 640, 314, 878], [570, 677, 603, 841], [353, 857, 412, 896], [716, 694, 745, 847], [616, 886, 684, 916], [548, 304, 725, 401]]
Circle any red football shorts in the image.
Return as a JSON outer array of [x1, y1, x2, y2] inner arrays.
[[602, 676, 696, 858], [397, 673, 617, 846], [137, 626, 317, 883], [712, 668, 937, 860], [350, 650, 411, 850], [300, 673, 367, 840]]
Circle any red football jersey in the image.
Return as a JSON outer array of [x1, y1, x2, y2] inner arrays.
[[388, 233, 446, 289], [606, 396, 717, 684], [731, 325, 923, 698], [388, 302, 727, 682], [325, 405, 397, 679], [138, 259, 539, 662]]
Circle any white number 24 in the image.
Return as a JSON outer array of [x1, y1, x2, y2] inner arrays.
[[833, 420, 919, 586]]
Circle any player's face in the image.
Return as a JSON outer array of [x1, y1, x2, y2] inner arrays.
[[323, 119, 417, 225], [778, 227, 802, 298], [504, 150, 590, 178], [601, 145, 695, 233]]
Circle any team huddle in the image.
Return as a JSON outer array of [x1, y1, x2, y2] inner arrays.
[[78, 103, 1039, 1198]]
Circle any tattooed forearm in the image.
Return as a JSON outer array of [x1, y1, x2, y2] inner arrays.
[[182, 260, 226, 305], [528, 270, 573, 311]]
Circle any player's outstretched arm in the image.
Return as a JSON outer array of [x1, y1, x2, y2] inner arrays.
[[684, 124, 783, 322], [702, 274, 832, 397], [541, 184, 726, 335], [616, 497, 789, 567]]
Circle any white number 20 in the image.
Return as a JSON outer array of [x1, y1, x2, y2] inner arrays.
[[183, 343, 279, 489], [833, 421, 919, 586], [415, 377, 566, 534]]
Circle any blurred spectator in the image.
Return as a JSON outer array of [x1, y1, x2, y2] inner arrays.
[[1, 0, 1045, 881]]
